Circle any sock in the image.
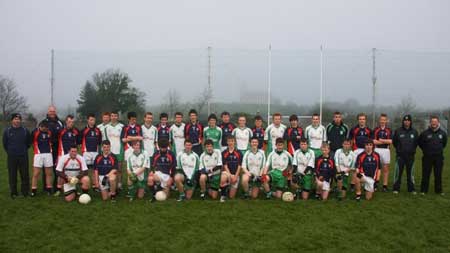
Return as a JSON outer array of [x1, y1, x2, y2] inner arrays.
[[82, 189, 89, 194], [220, 186, 227, 197], [179, 192, 185, 198], [32, 189, 37, 194], [128, 185, 136, 197]]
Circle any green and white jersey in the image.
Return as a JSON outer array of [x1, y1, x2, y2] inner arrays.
[[97, 122, 110, 141], [199, 149, 223, 173], [265, 150, 292, 172], [176, 151, 200, 179], [127, 150, 150, 181], [142, 124, 158, 157], [170, 123, 186, 156], [232, 127, 253, 151], [242, 149, 266, 176], [304, 124, 327, 150], [203, 126, 222, 150], [334, 148, 356, 175], [264, 123, 287, 153], [105, 122, 124, 155], [292, 149, 315, 175]]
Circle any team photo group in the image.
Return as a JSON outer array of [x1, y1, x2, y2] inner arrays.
[[3, 106, 447, 203]]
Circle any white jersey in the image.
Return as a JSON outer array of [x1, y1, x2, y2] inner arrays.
[[142, 124, 158, 157], [292, 149, 315, 175], [127, 150, 151, 181], [232, 127, 253, 151], [170, 123, 186, 156], [176, 151, 200, 179], [264, 123, 287, 152], [105, 122, 124, 155], [56, 154, 88, 178], [305, 125, 327, 149], [199, 149, 223, 173], [242, 149, 266, 176], [97, 123, 110, 142], [265, 150, 292, 172], [334, 148, 356, 175]]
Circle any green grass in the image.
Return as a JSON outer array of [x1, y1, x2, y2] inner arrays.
[[1, 133, 450, 252]]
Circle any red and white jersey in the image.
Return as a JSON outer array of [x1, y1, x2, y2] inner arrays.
[[56, 154, 88, 178]]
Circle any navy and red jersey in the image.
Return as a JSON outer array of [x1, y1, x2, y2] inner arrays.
[[184, 121, 203, 146], [372, 126, 392, 149], [222, 149, 242, 175], [31, 128, 52, 154], [315, 156, 335, 182], [58, 127, 80, 156], [219, 122, 236, 147], [81, 126, 102, 153], [152, 150, 177, 176], [157, 123, 171, 141], [93, 153, 118, 175], [120, 124, 142, 151], [349, 126, 372, 150], [251, 127, 265, 149], [356, 151, 381, 179], [283, 127, 303, 155]]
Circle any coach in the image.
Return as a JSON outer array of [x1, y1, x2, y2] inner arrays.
[[2, 113, 31, 198], [418, 116, 447, 195]]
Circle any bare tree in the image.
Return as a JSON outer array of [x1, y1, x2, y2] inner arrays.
[[161, 89, 181, 118], [194, 86, 213, 115], [0, 76, 28, 121], [398, 94, 417, 116]]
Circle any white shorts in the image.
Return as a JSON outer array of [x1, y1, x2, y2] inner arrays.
[[223, 171, 240, 189], [362, 175, 375, 192], [155, 171, 171, 188], [354, 148, 365, 157], [98, 175, 110, 191], [375, 148, 390, 165], [83, 152, 98, 166], [316, 179, 330, 191], [33, 153, 53, 168], [63, 182, 77, 195]]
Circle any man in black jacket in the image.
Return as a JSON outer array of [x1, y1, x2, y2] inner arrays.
[[418, 115, 447, 195], [326, 111, 349, 158], [2, 113, 31, 198], [392, 115, 419, 194]]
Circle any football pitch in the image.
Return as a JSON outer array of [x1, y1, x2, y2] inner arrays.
[[1, 136, 449, 252]]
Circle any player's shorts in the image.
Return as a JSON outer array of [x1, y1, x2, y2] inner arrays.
[[98, 175, 111, 191], [362, 175, 375, 192], [222, 171, 240, 189], [375, 148, 390, 165], [33, 153, 53, 168], [175, 171, 197, 190], [83, 152, 98, 166], [269, 170, 286, 190], [63, 182, 78, 196], [354, 148, 365, 157], [154, 171, 171, 189], [248, 174, 262, 188], [336, 174, 349, 190], [316, 178, 330, 191], [310, 148, 322, 158], [208, 173, 221, 191], [301, 174, 313, 191]]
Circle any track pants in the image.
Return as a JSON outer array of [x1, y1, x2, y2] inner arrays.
[[7, 155, 30, 196], [393, 154, 415, 192], [420, 154, 444, 194]]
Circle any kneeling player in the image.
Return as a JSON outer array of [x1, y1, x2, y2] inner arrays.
[[220, 136, 243, 202], [56, 145, 90, 202], [355, 139, 381, 201], [292, 138, 315, 200], [94, 140, 118, 201], [334, 139, 356, 200], [127, 141, 150, 201], [175, 139, 200, 201], [241, 137, 266, 199], [315, 143, 336, 201], [262, 138, 293, 199], [148, 139, 176, 202], [199, 140, 223, 200]]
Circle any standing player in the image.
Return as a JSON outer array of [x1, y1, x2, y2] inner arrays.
[[127, 141, 150, 201], [349, 113, 372, 191], [292, 138, 315, 200], [219, 111, 235, 151], [169, 112, 185, 156], [174, 139, 200, 201], [199, 139, 223, 200], [105, 111, 124, 191], [355, 139, 381, 201], [315, 143, 336, 201], [148, 139, 176, 201], [334, 139, 356, 200], [264, 113, 287, 154], [93, 140, 118, 201], [392, 115, 419, 194], [304, 113, 327, 158], [184, 109, 203, 156], [121, 112, 143, 162], [203, 113, 222, 150], [220, 136, 243, 202], [372, 114, 393, 192], [283, 114, 303, 155], [31, 121, 54, 196], [326, 111, 349, 157], [241, 137, 266, 199], [262, 138, 292, 199], [232, 115, 253, 154], [156, 113, 171, 144], [97, 112, 111, 141], [142, 112, 158, 158], [251, 115, 265, 150], [55, 145, 90, 202], [80, 113, 102, 190]]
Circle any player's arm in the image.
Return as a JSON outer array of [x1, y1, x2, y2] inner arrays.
[[241, 152, 250, 175], [93, 156, 99, 187], [55, 158, 69, 182]]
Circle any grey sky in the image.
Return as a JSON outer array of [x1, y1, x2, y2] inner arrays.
[[1, 0, 449, 111]]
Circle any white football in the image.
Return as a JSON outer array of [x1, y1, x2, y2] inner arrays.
[[78, 194, 91, 204], [282, 192, 294, 202], [155, 191, 167, 201]]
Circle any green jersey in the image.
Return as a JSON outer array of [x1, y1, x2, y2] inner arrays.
[[203, 126, 222, 150]]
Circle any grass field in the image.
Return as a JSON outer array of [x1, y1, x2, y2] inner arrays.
[[1, 132, 450, 252]]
